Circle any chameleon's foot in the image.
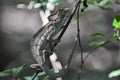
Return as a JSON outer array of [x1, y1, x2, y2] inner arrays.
[[30, 64, 42, 71], [43, 50, 53, 56]]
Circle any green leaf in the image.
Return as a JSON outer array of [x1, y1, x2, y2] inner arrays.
[[114, 15, 120, 22], [108, 69, 120, 78], [34, 3, 42, 8], [0, 69, 11, 77], [118, 22, 120, 28], [89, 41, 106, 46], [24, 76, 39, 80], [34, 2, 47, 8], [88, 33, 104, 37], [12, 64, 26, 74], [112, 18, 119, 29], [37, 71, 46, 77], [112, 15, 120, 29], [110, 33, 118, 39]]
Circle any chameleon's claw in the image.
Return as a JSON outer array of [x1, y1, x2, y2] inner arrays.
[[30, 64, 43, 71]]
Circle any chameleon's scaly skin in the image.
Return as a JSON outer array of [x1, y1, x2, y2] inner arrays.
[[31, 9, 71, 77]]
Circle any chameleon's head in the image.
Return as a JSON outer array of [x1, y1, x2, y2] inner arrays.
[[48, 8, 70, 21], [57, 8, 70, 18]]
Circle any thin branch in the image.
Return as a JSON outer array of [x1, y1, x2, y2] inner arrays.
[[65, 38, 78, 68], [77, 1, 84, 80], [83, 41, 110, 63], [31, 70, 40, 80], [77, 40, 109, 80], [77, 0, 88, 80]]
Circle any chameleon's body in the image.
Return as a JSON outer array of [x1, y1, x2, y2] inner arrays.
[[31, 8, 71, 77]]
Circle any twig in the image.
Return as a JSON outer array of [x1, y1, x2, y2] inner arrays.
[[83, 41, 110, 63], [65, 37, 78, 68], [77, 0, 84, 80], [77, 0, 88, 80], [31, 70, 40, 80]]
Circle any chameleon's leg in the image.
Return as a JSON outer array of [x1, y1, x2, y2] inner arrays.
[[30, 64, 42, 71], [42, 49, 53, 62]]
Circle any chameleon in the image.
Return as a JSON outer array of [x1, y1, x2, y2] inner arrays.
[[31, 0, 82, 78], [31, 8, 71, 77]]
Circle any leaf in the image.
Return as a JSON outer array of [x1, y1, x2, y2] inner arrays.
[[112, 15, 120, 29], [88, 33, 104, 37], [34, 2, 47, 8], [34, 3, 42, 8], [114, 15, 120, 22], [110, 33, 118, 39], [37, 72, 46, 77], [24, 76, 39, 80], [12, 64, 26, 74], [118, 22, 120, 28], [0, 69, 11, 77], [108, 69, 120, 78], [112, 18, 118, 28], [89, 41, 106, 46]]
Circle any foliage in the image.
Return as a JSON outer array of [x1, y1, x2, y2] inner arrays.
[[109, 33, 119, 41], [34, 2, 47, 8], [112, 15, 120, 29], [87, 15, 120, 79], [89, 41, 106, 46], [107, 15, 120, 79], [88, 33, 104, 37], [89, 15, 120, 47], [0, 64, 26, 79], [0, 69, 11, 77], [11, 64, 26, 74], [108, 69, 120, 78]]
